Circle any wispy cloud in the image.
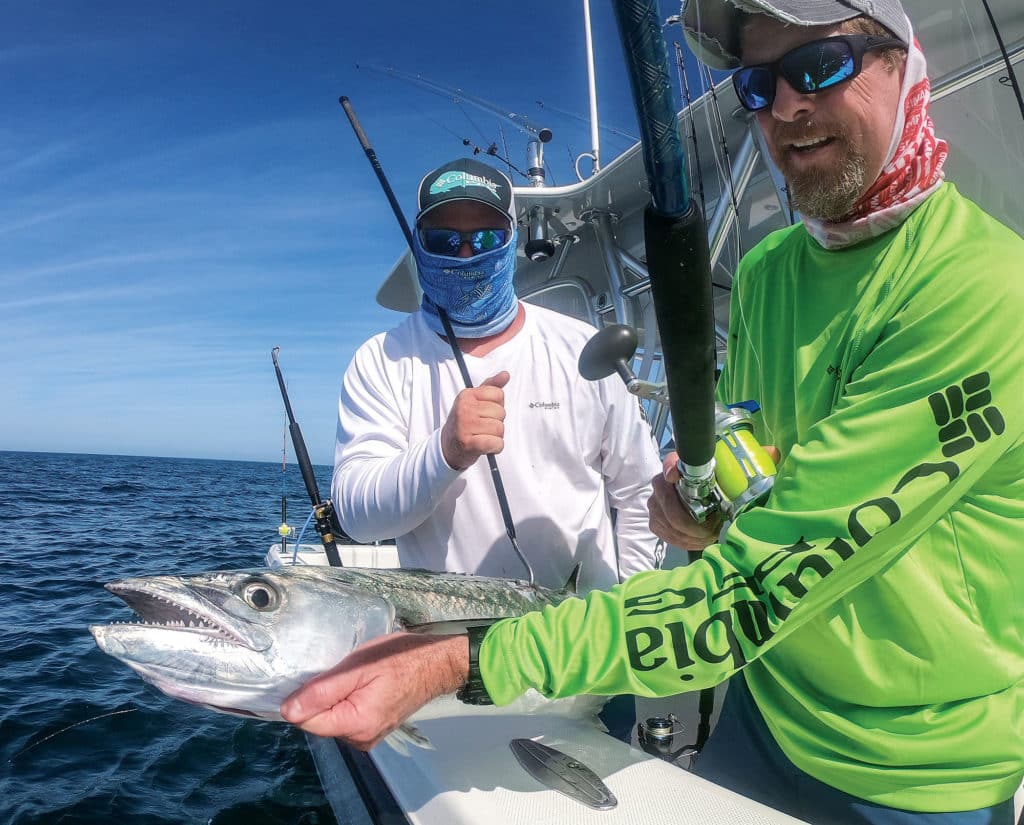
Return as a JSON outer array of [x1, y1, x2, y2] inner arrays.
[[1, 0, 642, 460]]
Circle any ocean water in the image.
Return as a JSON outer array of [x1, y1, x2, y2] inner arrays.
[[1, 450, 338, 824]]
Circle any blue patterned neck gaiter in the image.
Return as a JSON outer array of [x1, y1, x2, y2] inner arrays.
[[413, 227, 519, 338]]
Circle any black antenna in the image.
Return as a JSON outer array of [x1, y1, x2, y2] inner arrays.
[[338, 95, 535, 586], [271, 347, 343, 567]]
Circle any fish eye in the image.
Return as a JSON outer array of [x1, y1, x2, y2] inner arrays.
[[242, 580, 279, 611]]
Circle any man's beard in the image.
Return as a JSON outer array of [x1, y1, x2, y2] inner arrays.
[[776, 128, 870, 222]]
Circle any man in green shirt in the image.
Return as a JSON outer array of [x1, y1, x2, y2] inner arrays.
[[282, 1, 1023, 821]]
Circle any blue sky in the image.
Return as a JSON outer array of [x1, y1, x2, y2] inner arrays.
[[3, 0, 684, 464]]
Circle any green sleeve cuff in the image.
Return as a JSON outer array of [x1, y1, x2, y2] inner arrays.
[[478, 617, 529, 705]]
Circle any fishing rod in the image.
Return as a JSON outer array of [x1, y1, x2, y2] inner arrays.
[[467, 132, 529, 182], [609, 0, 778, 760], [535, 99, 638, 143], [978, 0, 1024, 123], [612, 0, 714, 524], [609, 0, 777, 526], [338, 95, 536, 587], [280, 424, 290, 558], [671, 41, 707, 220], [699, 63, 742, 221], [357, 64, 554, 145], [270, 347, 344, 567]]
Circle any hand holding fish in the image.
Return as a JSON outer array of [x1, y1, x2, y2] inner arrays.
[[281, 631, 469, 748], [441, 371, 510, 470], [647, 448, 781, 550]]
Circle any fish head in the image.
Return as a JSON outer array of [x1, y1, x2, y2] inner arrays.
[[90, 566, 395, 719]]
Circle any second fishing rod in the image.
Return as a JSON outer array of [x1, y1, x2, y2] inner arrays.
[[338, 95, 535, 587]]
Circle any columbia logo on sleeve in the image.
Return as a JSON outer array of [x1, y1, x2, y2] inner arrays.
[[928, 372, 1005, 457]]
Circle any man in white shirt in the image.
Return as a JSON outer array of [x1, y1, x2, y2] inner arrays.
[[332, 157, 662, 595]]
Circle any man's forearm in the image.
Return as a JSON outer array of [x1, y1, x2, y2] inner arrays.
[[333, 430, 461, 541], [613, 503, 664, 579]]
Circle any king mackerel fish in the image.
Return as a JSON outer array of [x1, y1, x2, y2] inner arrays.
[[90, 565, 588, 729]]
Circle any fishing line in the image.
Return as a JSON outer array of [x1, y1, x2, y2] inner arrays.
[[456, 99, 490, 144], [497, 122, 514, 181], [291, 507, 317, 565], [407, 96, 474, 146], [544, 157, 557, 188], [734, 279, 775, 444], [8, 707, 138, 763], [978, 0, 1024, 122]]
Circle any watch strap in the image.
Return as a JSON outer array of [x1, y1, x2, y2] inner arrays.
[[456, 624, 494, 705]]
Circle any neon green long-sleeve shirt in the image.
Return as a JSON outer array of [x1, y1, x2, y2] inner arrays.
[[479, 184, 1024, 811]]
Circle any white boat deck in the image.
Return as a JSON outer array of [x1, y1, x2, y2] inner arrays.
[[267, 543, 809, 825], [370, 701, 806, 825]]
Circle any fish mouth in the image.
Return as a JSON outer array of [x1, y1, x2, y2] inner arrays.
[[98, 576, 271, 651]]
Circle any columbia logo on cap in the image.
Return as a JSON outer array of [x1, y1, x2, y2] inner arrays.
[[416, 156, 516, 224], [429, 170, 500, 198]]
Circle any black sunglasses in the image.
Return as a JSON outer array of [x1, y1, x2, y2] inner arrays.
[[733, 34, 905, 113], [418, 228, 510, 257]]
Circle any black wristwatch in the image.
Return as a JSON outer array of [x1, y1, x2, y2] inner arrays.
[[456, 624, 494, 705]]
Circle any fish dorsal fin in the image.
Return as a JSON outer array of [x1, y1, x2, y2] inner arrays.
[[563, 563, 581, 595]]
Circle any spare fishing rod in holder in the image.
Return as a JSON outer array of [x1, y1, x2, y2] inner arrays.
[[578, 324, 775, 522], [278, 495, 293, 558], [271, 347, 344, 567]]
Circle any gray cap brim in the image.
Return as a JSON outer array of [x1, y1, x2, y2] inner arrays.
[[681, 0, 910, 70]]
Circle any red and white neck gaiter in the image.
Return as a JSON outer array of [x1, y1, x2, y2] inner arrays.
[[803, 21, 949, 250]]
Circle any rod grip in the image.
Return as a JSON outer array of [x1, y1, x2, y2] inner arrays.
[[643, 202, 716, 468]]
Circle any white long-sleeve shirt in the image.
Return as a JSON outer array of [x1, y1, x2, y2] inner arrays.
[[332, 303, 662, 592]]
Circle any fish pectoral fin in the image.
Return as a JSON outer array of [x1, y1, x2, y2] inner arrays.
[[403, 619, 499, 636], [383, 722, 434, 754]]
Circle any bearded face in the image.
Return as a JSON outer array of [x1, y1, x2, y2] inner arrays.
[[776, 120, 870, 221], [742, 18, 904, 223]]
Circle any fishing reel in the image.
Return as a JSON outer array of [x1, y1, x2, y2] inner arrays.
[[637, 714, 699, 766], [579, 324, 776, 524]]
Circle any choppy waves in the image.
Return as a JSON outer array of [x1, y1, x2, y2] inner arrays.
[[0, 451, 336, 824]]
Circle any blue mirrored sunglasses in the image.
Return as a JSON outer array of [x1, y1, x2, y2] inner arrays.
[[418, 228, 510, 256], [732, 34, 905, 113]]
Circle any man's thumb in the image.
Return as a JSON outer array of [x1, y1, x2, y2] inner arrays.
[[482, 371, 511, 389]]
